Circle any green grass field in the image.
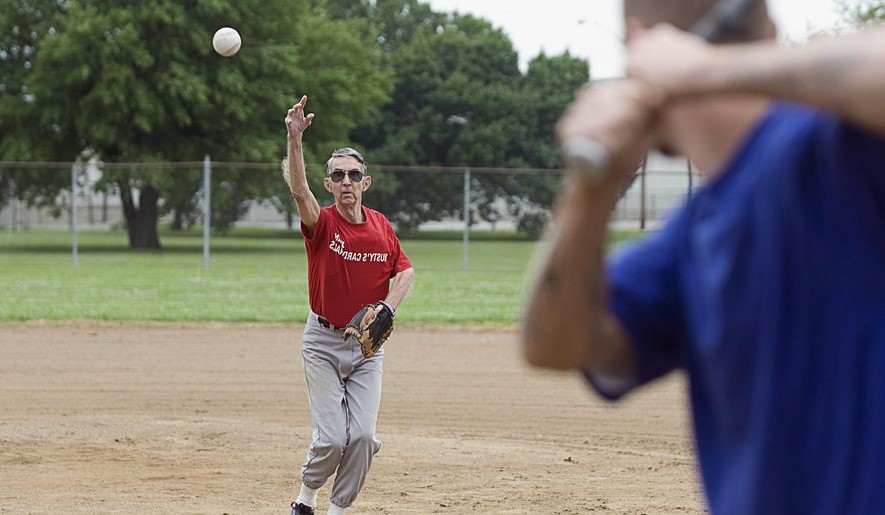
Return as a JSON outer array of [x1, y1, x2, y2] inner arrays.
[[0, 228, 641, 325]]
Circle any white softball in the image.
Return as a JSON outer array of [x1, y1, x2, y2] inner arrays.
[[212, 27, 241, 57]]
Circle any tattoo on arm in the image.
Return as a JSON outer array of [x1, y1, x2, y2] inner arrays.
[[585, 242, 605, 308], [541, 262, 559, 291]]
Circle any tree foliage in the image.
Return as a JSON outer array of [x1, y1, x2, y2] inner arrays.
[[345, 3, 588, 233], [841, 0, 885, 24], [2, 0, 593, 241], [0, 0, 70, 209], [1, 0, 391, 246]]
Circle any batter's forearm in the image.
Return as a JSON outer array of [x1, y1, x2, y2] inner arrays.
[[520, 182, 634, 376], [385, 267, 415, 311], [708, 27, 885, 136]]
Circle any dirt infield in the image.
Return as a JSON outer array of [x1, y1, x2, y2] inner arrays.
[[0, 322, 704, 514]]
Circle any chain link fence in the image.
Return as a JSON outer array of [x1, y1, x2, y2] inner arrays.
[[0, 155, 698, 266]]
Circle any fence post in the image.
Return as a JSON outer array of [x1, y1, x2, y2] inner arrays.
[[639, 158, 648, 231], [71, 164, 79, 267], [462, 167, 471, 272], [7, 182, 16, 233], [687, 159, 694, 195], [202, 154, 211, 269]]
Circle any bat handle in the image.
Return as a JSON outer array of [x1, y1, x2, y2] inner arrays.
[[561, 138, 611, 184]]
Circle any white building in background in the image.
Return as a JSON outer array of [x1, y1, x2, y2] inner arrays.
[[613, 151, 696, 230]]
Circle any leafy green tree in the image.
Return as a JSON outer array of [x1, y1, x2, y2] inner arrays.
[[3, 0, 592, 239], [263, 12, 393, 225], [340, 3, 589, 235], [841, 0, 885, 23], [352, 13, 528, 231], [311, 0, 374, 21], [489, 52, 589, 237], [0, 0, 70, 210], [521, 52, 590, 167], [3, 0, 391, 247], [26, 0, 309, 247], [364, 0, 447, 52]]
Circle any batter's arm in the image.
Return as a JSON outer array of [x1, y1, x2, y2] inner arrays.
[[520, 80, 663, 378], [285, 96, 322, 233], [384, 267, 415, 311], [628, 25, 885, 137], [521, 183, 635, 377]]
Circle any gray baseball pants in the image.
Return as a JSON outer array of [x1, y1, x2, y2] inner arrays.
[[299, 311, 384, 508]]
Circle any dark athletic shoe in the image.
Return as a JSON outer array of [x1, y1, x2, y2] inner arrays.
[[290, 502, 316, 515]]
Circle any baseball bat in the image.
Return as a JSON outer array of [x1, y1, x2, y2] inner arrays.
[[561, 0, 757, 182]]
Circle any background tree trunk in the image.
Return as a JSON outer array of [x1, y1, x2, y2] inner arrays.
[[120, 182, 161, 249], [171, 210, 185, 231]]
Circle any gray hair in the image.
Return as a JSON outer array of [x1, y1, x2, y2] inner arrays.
[[325, 147, 367, 175]]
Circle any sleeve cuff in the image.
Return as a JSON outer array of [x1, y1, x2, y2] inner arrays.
[[581, 367, 636, 401]]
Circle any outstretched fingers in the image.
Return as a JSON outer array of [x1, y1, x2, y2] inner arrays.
[[285, 95, 316, 135]]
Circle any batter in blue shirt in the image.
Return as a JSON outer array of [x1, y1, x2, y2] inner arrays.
[[521, 2, 885, 514]]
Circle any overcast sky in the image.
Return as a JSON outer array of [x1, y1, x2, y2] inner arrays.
[[424, 0, 857, 78]]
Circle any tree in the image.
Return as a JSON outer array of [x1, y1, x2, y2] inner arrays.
[[315, 0, 594, 235], [4, 0, 392, 247], [351, 12, 530, 231], [0, 0, 71, 210], [342, 3, 590, 234], [5, 0, 304, 246], [365, 0, 447, 52], [841, 0, 885, 23], [500, 52, 589, 236], [3, 0, 593, 239]]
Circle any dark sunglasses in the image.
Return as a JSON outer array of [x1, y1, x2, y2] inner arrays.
[[328, 169, 365, 183]]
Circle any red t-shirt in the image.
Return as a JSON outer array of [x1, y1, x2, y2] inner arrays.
[[301, 205, 412, 327]]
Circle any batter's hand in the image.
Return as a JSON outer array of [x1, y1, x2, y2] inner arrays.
[[285, 95, 315, 140], [556, 80, 664, 189], [626, 24, 720, 97]]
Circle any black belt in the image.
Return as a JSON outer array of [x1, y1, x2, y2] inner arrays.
[[317, 315, 345, 331]]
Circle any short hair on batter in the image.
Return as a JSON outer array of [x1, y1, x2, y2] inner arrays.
[[624, 0, 772, 42]]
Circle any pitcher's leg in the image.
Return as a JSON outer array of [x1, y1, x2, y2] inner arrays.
[[300, 326, 349, 490], [329, 355, 384, 508]]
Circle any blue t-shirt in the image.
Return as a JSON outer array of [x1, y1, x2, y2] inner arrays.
[[603, 103, 885, 515]]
